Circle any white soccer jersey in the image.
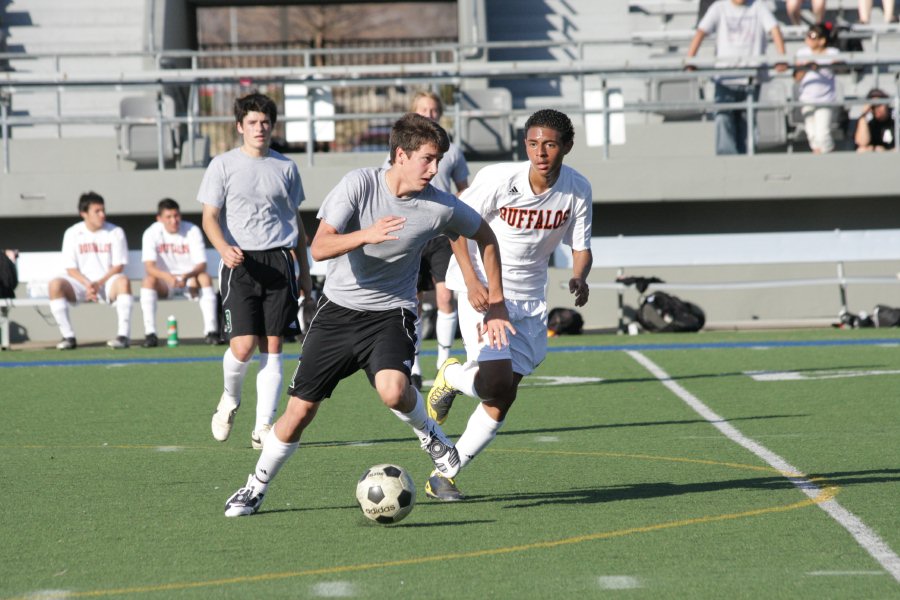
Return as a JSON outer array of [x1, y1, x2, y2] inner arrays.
[[61, 221, 129, 282], [141, 221, 207, 276], [445, 161, 592, 301]]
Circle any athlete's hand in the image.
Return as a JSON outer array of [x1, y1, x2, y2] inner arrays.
[[569, 277, 589, 307], [466, 280, 490, 312], [364, 216, 405, 245], [85, 282, 99, 302], [221, 245, 244, 269], [477, 301, 516, 350]]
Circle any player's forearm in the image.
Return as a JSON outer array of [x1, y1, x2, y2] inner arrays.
[[310, 229, 368, 261], [99, 264, 124, 286], [479, 243, 505, 304], [295, 223, 313, 297], [201, 206, 231, 254], [572, 249, 593, 281]]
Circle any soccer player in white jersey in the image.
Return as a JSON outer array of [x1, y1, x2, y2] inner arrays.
[[48, 191, 133, 350], [383, 91, 470, 388], [221, 113, 514, 517], [139, 198, 221, 348], [425, 109, 593, 500], [199, 92, 312, 451]]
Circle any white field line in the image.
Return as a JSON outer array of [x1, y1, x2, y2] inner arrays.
[[626, 350, 900, 584]]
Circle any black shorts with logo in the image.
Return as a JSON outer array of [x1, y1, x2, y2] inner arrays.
[[417, 235, 453, 292], [287, 296, 418, 402], [219, 248, 299, 339]]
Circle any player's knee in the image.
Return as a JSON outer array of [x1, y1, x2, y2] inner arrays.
[[474, 370, 514, 400]]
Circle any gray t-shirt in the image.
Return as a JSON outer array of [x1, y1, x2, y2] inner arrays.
[[382, 142, 469, 194], [318, 167, 482, 311], [699, 0, 778, 84], [197, 147, 304, 250]]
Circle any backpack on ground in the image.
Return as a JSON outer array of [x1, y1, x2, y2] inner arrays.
[[548, 307, 584, 335], [0, 252, 18, 298], [874, 305, 900, 328], [637, 291, 705, 333]]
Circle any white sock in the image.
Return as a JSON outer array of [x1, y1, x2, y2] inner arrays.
[[50, 298, 75, 339], [199, 286, 218, 334], [254, 426, 298, 485], [455, 402, 504, 470], [140, 288, 158, 335], [411, 316, 423, 376], [445, 359, 481, 399], [223, 347, 250, 404], [115, 293, 133, 338], [390, 388, 435, 443], [435, 309, 457, 368], [256, 353, 283, 430]]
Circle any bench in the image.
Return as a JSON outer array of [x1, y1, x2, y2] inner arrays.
[[1, 248, 328, 349], [554, 229, 900, 332]]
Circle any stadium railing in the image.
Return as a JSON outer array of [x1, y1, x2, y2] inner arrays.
[[554, 229, 900, 333], [2, 34, 900, 171]]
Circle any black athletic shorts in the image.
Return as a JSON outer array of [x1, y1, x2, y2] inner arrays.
[[417, 235, 453, 292], [287, 296, 418, 402], [219, 247, 299, 339]]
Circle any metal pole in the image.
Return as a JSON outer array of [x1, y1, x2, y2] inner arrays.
[[1, 96, 8, 174], [746, 83, 756, 156], [156, 91, 165, 170], [306, 87, 315, 168], [602, 78, 610, 161], [837, 261, 849, 315]]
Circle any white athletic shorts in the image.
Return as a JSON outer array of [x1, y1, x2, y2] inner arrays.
[[457, 292, 548, 377], [62, 273, 127, 305]]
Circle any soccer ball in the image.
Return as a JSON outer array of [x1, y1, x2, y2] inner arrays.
[[355, 463, 416, 524]]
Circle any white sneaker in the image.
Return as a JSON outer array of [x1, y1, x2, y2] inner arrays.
[[224, 474, 267, 517], [251, 423, 272, 450], [211, 394, 239, 442], [420, 423, 460, 479]]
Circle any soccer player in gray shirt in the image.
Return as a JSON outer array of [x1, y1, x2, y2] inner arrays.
[[199, 92, 313, 451], [223, 112, 514, 517]]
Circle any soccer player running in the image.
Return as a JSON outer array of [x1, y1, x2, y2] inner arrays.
[[199, 92, 313, 451], [222, 112, 514, 517], [426, 109, 593, 500], [139, 198, 221, 348]]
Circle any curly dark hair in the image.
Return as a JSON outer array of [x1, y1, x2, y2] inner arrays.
[[234, 92, 277, 125], [524, 109, 574, 145]]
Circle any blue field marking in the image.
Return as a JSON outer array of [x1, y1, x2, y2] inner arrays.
[[2, 336, 899, 369]]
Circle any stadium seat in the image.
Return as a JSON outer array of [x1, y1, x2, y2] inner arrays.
[[458, 88, 514, 156], [650, 76, 704, 121], [756, 80, 788, 151], [117, 94, 180, 168]]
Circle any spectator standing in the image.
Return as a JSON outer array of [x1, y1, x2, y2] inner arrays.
[[48, 191, 133, 350], [858, 0, 895, 23], [687, 0, 787, 155], [199, 92, 312, 450], [139, 198, 221, 348], [855, 88, 896, 151], [384, 90, 470, 388], [795, 24, 841, 153], [786, 0, 827, 25]]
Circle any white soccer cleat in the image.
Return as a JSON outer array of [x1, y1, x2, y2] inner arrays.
[[251, 423, 272, 450], [224, 474, 267, 517], [420, 424, 460, 479], [211, 394, 239, 442]]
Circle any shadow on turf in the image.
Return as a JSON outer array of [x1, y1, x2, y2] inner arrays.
[[301, 414, 808, 448], [471, 467, 900, 509], [596, 364, 888, 386]]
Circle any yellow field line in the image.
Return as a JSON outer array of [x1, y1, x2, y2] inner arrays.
[[6, 486, 838, 599]]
